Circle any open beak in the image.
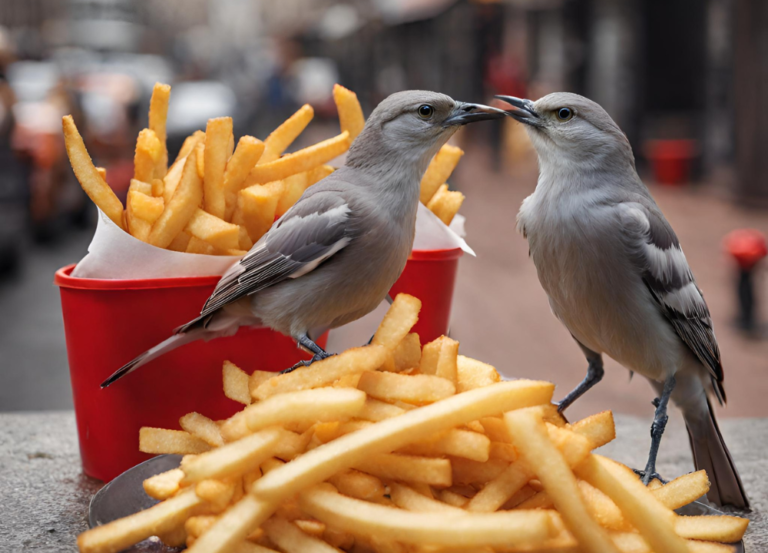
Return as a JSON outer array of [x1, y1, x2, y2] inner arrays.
[[443, 102, 507, 127], [495, 95, 540, 127]]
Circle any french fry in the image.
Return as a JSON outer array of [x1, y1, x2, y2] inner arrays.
[[126, 191, 152, 242], [237, 181, 284, 243], [77, 488, 204, 553], [196, 478, 237, 510], [371, 294, 422, 350], [275, 172, 308, 218], [168, 230, 192, 252], [244, 388, 366, 432], [577, 455, 688, 553], [328, 470, 386, 502], [163, 154, 187, 204], [273, 429, 313, 461], [62, 115, 124, 229], [355, 397, 406, 422], [651, 470, 711, 510], [223, 136, 265, 220], [570, 411, 616, 449], [398, 428, 490, 462], [128, 189, 164, 223], [134, 128, 162, 183], [186, 236, 218, 255], [504, 408, 619, 553], [434, 336, 459, 384], [176, 130, 206, 163], [674, 515, 749, 543], [263, 517, 339, 553], [181, 428, 282, 483], [393, 333, 421, 372], [186, 209, 241, 251], [239, 225, 254, 251], [149, 82, 171, 177], [437, 489, 470, 508], [313, 421, 371, 444], [149, 149, 204, 248], [333, 84, 366, 141], [479, 417, 511, 443], [204, 117, 234, 218], [139, 428, 212, 455], [151, 178, 164, 197], [260, 104, 314, 164], [389, 482, 465, 514], [143, 468, 185, 501], [427, 185, 465, 226], [456, 356, 500, 392], [610, 532, 735, 553], [451, 458, 509, 487], [95, 167, 107, 181], [298, 484, 554, 548], [357, 371, 456, 404], [196, 142, 204, 177], [245, 132, 350, 185], [354, 453, 452, 487], [185, 515, 220, 539], [129, 178, 152, 196], [577, 480, 628, 531], [180, 412, 225, 447], [488, 442, 517, 463], [293, 519, 326, 539], [249, 370, 276, 400], [253, 346, 389, 400], [420, 144, 464, 204]]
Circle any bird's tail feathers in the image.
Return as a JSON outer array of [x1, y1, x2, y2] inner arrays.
[[684, 397, 749, 509], [100, 331, 201, 388]]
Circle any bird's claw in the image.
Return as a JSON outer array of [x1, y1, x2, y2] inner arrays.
[[280, 352, 336, 374], [632, 468, 666, 486]]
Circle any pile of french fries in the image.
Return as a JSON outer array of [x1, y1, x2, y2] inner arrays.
[[78, 294, 748, 553], [63, 84, 466, 258]]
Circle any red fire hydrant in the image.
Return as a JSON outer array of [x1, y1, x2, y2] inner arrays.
[[723, 229, 767, 332]]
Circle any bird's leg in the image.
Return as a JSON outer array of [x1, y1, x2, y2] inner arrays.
[[556, 345, 604, 413], [641, 375, 676, 485], [281, 334, 334, 374]]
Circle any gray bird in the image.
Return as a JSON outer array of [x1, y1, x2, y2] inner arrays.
[[498, 92, 748, 508], [102, 91, 504, 387]]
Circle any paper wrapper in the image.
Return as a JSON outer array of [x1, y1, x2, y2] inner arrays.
[[72, 205, 473, 280]]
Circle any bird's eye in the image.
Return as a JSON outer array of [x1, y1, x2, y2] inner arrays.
[[417, 104, 434, 119], [556, 107, 573, 121]]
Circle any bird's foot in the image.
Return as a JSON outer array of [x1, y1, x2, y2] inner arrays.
[[632, 468, 667, 486], [280, 352, 336, 374]]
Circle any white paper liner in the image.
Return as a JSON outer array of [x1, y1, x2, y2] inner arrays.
[[72, 205, 474, 280]]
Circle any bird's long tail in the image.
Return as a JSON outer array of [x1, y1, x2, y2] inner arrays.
[[100, 329, 204, 388], [684, 397, 749, 509]]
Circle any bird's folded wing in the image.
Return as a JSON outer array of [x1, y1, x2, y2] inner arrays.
[[618, 202, 725, 401], [199, 190, 355, 317]]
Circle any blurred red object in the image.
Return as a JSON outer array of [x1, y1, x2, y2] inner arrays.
[[644, 139, 698, 185], [723, 229, 768, 270]]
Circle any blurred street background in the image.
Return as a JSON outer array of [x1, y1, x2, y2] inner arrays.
[[0, 0, 767, 422]]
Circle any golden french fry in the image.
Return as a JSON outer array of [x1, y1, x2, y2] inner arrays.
[[419, 338, 440, 375], [354, 453, 452, 487], [237, 181, 284, 242], [263, 517, 338, 553], [149, 82, 171, 177], [189, 380, 554, 553], [149, 149, 204, 248], [420, 144, 464, 204], [151, 178, 164, 198], [651, 470, 711, 510], [307, 164, 335, 185], [186, 236, 218, 255], [577, 480, 627, 531], [299, 484, 554, 548], [253, 346, 389, 400], [249, 370, 275, 400], [450, 458, 509, 487], [328, 470, 386, 502], [163, 156, 186, 204], [143, 468, 185, 500], [186, 209, 240, 252], [244, 388, 366, 432], [372, 294, 422, 350], [399, 428, 490, 462], [439, 489, 470, 508], [223, 136, 265, 220], [168, 230, 192, 252], [185, 515, 220, 539], [196, 479, 237, 510], [674, 515, 748, 543], [427, 186, 465, 226], [356, 397, 406, 422], [128, 188, 164, 223], [333, 84, 366, 141], [392, 333, 421, 372], [245, 132, 350, 185], [260, 104, 314, 164], [434, 336, 459, 384], [577, 455, 688, 553], [181, 428, 282, 483], [222, 361, 252, 406], [96, 167, 107, 181], [139, 427, 211, 455], [489, 441, 517, 463], [176, 130, 205, 164], [77, 488, 203, 553], [389, 482, 464, 514], [204, 117, 234, 218], [479, 417, 511, 443], [504, 408, 619, 553], [611, 532, 735, 553], [273, 429, 313, 461], [62, 115, 124, 229], [456, 356, 500, 393], [134, 128, 162, 183], [275, 172, 310, 218], [180, 412, 225, 448], [126, 193, 152, 242], [357, 371, 456, 404], [293, 519, 325, 539], [570, 411, 616, 449]]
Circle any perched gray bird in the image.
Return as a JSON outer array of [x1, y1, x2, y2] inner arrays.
[[498, 92, 748, 508], [102, 91, 504, 387]]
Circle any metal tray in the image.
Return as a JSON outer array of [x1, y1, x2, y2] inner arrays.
[[88, 455, 746, 552]]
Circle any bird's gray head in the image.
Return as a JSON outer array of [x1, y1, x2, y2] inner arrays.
[[497, 92, 635, 173], [347, 90, 504, 176]]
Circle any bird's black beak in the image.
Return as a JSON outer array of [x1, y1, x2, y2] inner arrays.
[[443, 102, 506, 127], [495, 95, 540, 127]]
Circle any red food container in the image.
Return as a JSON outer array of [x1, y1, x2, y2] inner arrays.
[[54, 265, 325, 482], [390, 247, 463, 343]]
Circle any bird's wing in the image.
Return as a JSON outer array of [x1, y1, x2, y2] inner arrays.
[[198, 189, 356, 319], [618, 201, 725, 402]]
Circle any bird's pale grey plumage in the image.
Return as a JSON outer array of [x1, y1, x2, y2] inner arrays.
[[502, 91, 747, 508], [103, 90, 505, 387]]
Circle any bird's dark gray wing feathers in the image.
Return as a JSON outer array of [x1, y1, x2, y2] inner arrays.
[[193, 191, 354, 322], [619, 203, 725, 402]]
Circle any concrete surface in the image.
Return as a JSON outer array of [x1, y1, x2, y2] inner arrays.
[[0, 410, 764, 552]]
